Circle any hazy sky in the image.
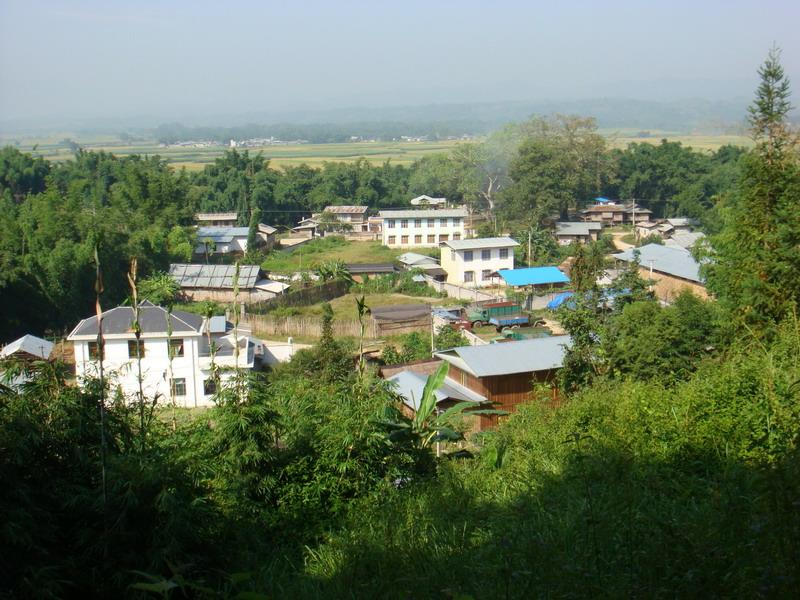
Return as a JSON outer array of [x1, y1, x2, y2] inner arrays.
[[1, 0, 798, 122]]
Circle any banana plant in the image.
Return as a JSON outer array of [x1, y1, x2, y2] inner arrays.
[[380, 361, 506, 452]]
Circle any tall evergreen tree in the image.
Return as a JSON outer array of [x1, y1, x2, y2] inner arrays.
[[706, 47, 800, 328]]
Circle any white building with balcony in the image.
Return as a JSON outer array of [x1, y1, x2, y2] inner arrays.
[[67, 301, 255, 408], [440, 237, 519, 287], [379, 208, 468, 247]]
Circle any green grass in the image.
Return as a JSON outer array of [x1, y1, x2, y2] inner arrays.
[[261, 237, 407, 275], [293, 292, 444, 320]]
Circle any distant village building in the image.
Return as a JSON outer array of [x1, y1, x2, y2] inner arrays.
[[582, 200, 652, 225], [396, 252, 447, 280], [291, 206, 371, 238], [0, 334, 54, 389], [169, 264, 289, 303], [439, 237, 518, 287], [410, 194, 447, 207], [320, 205, 370, 232], [612, 243, 708, 303], [345, 263, 397, 283], [194, 224, 276, 256], [67, 301, 255, 408], [554, 222, 603, 245], [379, 208, 468, 247], [194, 212, 239, 227]]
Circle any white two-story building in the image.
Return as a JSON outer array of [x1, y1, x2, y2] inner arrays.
[[68, 301, 255, 408], [379, 208, 468, 247], [439, 237, 519, 287]]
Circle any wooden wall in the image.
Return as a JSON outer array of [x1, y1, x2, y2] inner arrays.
[[449, 364, 560, 430]]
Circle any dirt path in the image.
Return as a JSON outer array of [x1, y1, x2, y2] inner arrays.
[[611, 232, 633, 251]]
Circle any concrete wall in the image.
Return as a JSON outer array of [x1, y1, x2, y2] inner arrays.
[[440, 246, 514, 287], [382, 216, 466, 247]]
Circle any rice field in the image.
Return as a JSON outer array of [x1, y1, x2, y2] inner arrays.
[[0, 130, 753, 171]]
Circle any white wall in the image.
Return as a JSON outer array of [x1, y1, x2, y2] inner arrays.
[[382, 216, 465, 247], [73, 335, 224, 408], [440, 246, 514, 287]]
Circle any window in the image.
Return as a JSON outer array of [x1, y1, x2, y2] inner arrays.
[[427, 218, 435, 227], [482, 269, 492, 281], [401, 235, 409, 244], [464, 250, 473, 262], [499, 248, 509, 259], [439, 234, 449, 242], [387, 219, 395, 229], [414, 234, 422, 244], [88, 341, 101, 360], [387, 235, 396, 245], [172, 378, 186, 397], [128, 339, 145, 359], [427, 234, 436, 243], [439, 218, 447, 227], [414, 219, 422, 228], [203, 378, 217, 396], [464, 271, 474, 283], [400, 219, 408, 228], [169, 338, 184, 358], [453, 217, 461, 226], [450, 250, 456, 260], [452, 233, 461, 240], [481, 249, 491, 260]]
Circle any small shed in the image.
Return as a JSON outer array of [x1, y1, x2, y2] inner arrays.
[[370, 304, 432, 337]]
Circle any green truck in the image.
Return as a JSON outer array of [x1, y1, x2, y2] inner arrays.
[[466, 301, 529, 331]]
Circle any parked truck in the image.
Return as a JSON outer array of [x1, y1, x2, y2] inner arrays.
[[467, 301, 529, 331]]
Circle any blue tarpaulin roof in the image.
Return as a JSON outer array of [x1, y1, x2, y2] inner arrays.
[[498, 267, 570, 287], [546, 292, 575, 309], [594, 197, 611, 204]]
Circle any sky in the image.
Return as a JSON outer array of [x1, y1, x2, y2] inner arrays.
[[1, 0, 798, 123]]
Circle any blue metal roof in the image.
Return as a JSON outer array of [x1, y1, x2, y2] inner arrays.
[[498, 267, 570, 287]]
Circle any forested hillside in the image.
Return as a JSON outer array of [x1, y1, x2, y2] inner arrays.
[[1, 50, 800, 599]]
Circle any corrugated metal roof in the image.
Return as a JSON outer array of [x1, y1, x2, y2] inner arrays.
[[323, 205, 368, 214], [1, 334, 54, 359], [555, 222, 594, 236], [195, 212, 237, 221], [410, 195, 447, 205], [434, 335, 571, 378], [169, 263, 261, 289], [612, 243, 704, 283], [346, 263, 397, 274], [441, 237, 519, 250], [371, 304, 431, 322], [68, 302, 203, 339], [397, 252, 439, 266], [387, 370, 486, 411], [498, 267, 570, 287], [379, 208, 468, 219], [665, 231, 705, 250], [196, 226, 250, 242]]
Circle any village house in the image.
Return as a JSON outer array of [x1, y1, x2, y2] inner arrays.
[[554, 222, 603, 245], [664, 230, 706, 251], [194, 212, 239, 227], [169, 263, 289, 303], [194, 223, 277, 256], [382, 335, 571, 431], [67, 301, 256, 408], [439, 237, 518, 287], [345, 263, 397, 283], [0, 334, 55, 389], [396, 252, 447, 281], [320, 205, 370, 231], [410, 194, 447, 207], [612, 243, 708, 302], [379, 208, 468, 247], [581, 200, 652, 225]]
